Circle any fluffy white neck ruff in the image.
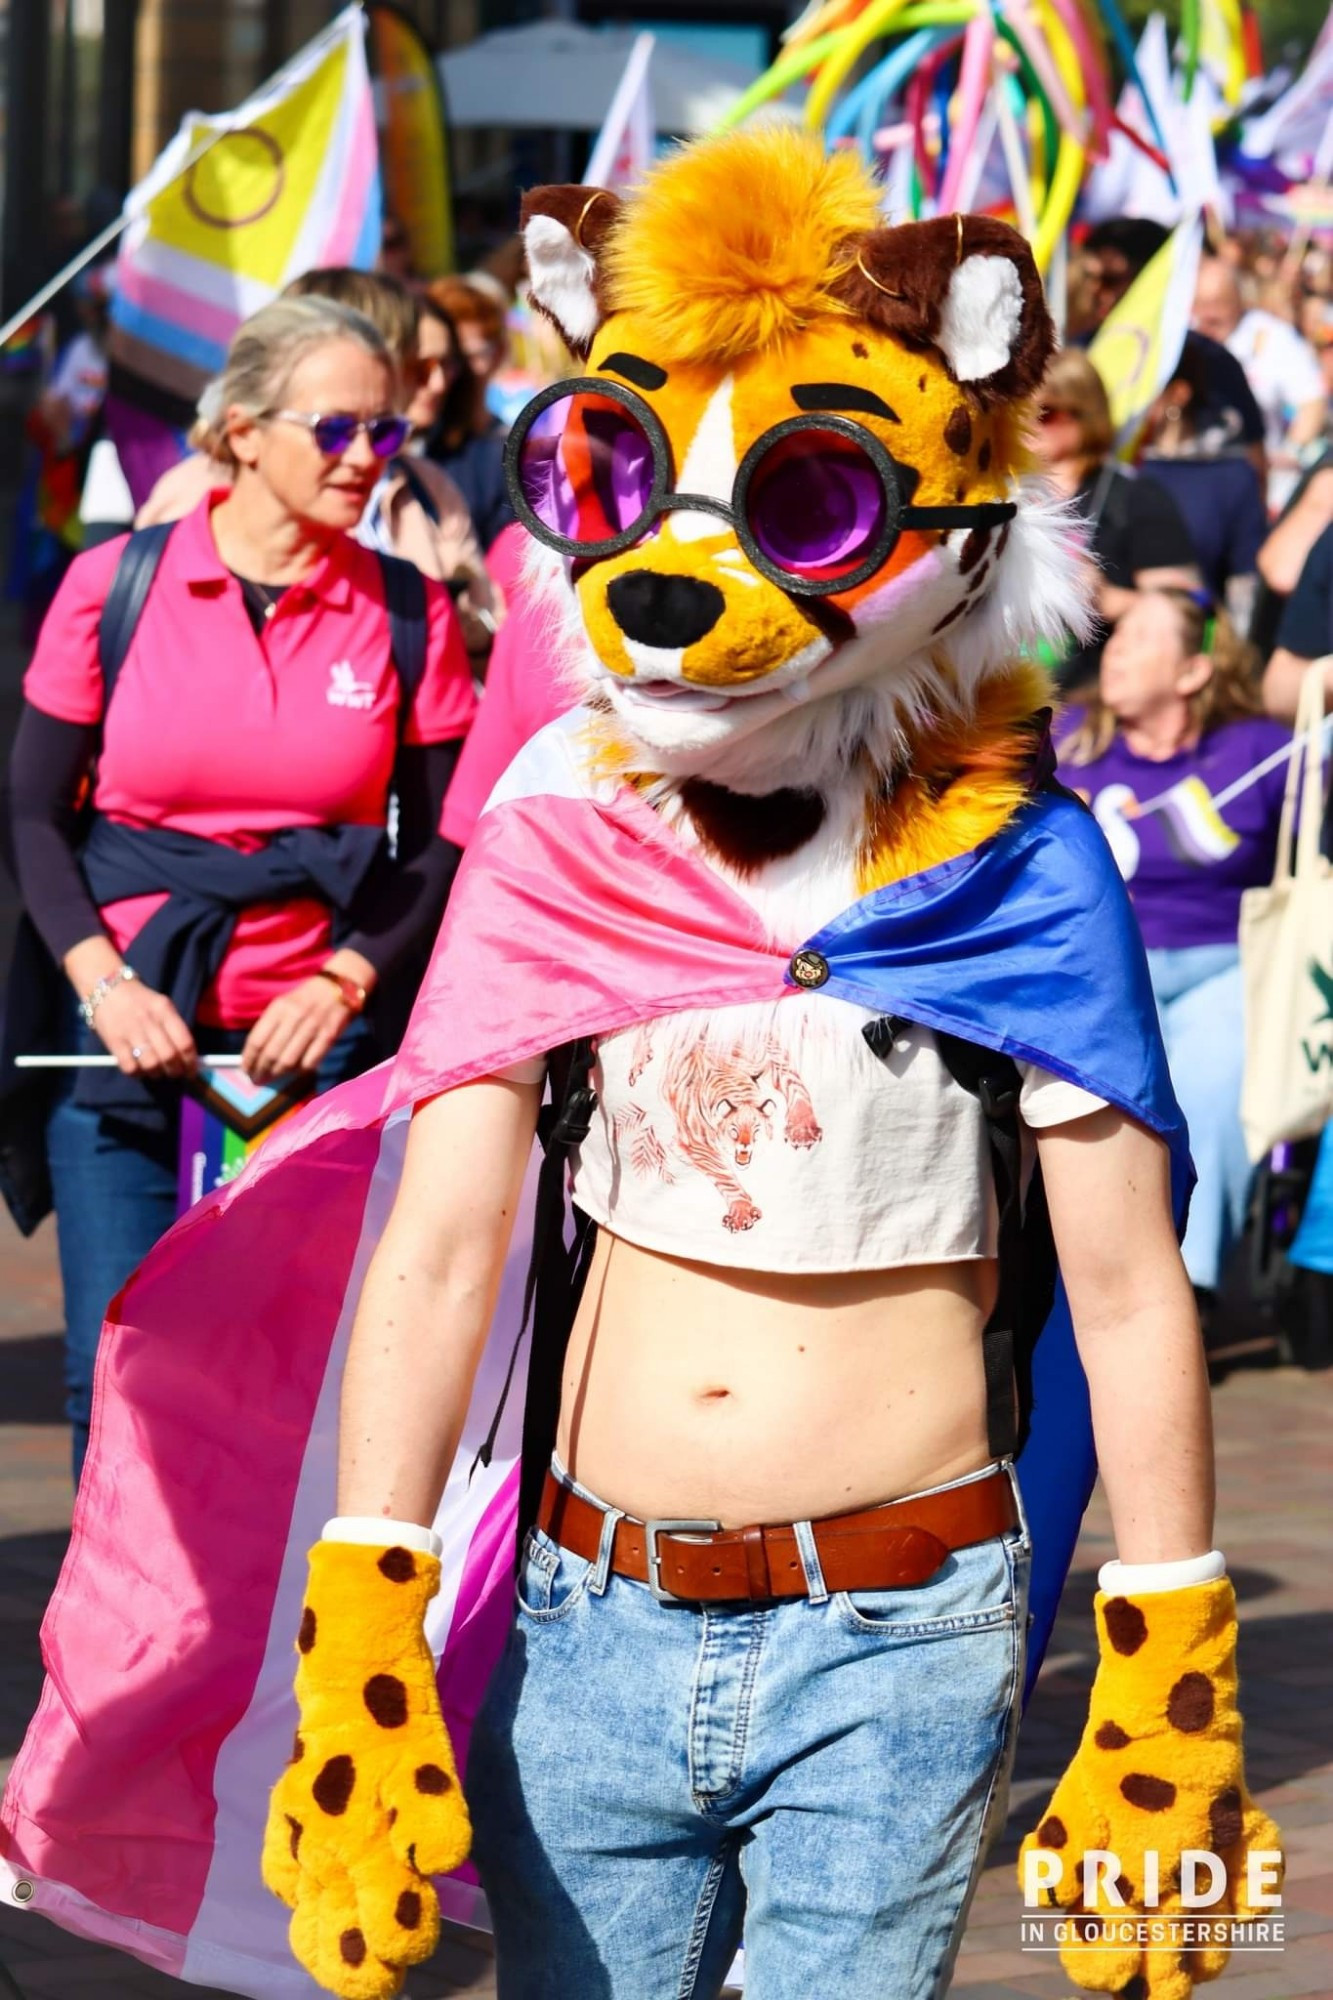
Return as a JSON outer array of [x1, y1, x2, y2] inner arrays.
[[524, 479, 1088, 798]]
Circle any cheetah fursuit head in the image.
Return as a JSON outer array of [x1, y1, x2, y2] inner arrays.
[[514, 128, 1091, 929]]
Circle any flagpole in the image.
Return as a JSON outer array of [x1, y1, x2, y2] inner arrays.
[[15, 1055, 248, 1069], [0, 2, 364, 353]]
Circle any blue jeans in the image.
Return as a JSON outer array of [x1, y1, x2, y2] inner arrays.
[[1146, 945, 1252, 1291], [45, 1016, 374, 1483], [467, 1462, 1031, 2000]]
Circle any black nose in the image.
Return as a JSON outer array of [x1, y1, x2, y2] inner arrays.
[[606, 571, 725, 648]]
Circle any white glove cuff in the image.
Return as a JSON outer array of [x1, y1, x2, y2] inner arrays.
[[1098, 1550, 1226, 1596], [322, 1515, 443, 1559]]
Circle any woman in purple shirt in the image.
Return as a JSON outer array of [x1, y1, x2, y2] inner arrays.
[[1058, 589, 1290, 1309]]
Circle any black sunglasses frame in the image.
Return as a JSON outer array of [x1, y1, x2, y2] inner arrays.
[[503, 375, 1016, 599]]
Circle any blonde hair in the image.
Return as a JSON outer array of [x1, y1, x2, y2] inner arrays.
[[1040, 348, 1114, 464], [213, 296, 390, 469], [1062, 590, 1261, 763], [282, 266, 419, 365]]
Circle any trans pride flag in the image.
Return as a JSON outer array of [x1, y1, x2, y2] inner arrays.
[[110, 5, 380, 413], [0, 715, 1189, 1997]]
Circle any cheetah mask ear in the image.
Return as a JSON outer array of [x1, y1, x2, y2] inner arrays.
[[520, 185, 624, 359], [832, 214, 1054, 406]]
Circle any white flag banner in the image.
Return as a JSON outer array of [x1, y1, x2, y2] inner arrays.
[[584, 31, 656, 194]]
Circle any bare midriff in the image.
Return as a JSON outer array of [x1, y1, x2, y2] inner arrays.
[[556, 1228, 996, 1529]]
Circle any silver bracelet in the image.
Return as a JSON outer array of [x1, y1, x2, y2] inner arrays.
[[78, 963, 138, 1028]]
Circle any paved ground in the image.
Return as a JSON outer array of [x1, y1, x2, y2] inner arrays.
[[0, 1205, 1328, 1998]]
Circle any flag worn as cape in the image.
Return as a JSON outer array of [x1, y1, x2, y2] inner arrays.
[[0, 713, 1189, 1998]]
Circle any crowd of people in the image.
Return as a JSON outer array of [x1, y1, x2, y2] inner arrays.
[[0, 129, 1320, 2000], [2, 202, 1332, 1483]]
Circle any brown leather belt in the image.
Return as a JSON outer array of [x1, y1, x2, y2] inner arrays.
[[535, 1466, 1018, 1605]]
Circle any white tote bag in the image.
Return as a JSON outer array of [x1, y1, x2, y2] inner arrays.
[[1239, 660, 1333, 1162]]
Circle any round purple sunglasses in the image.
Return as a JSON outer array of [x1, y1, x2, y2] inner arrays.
[[264, 408, 411, 459], [503, 376, 1016, 598]]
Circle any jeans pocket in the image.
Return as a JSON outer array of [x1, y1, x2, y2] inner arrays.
[[515, 1527, 594, 1623], [837, 1533, 1022, 1640]]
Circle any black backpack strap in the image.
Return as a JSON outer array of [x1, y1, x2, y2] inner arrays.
[[863, 1018, 1056, 1459], [392, 453, 440, 525], [468, 1040, 600, 1547], [98, 523, 175, 705], [373, 549, 429, 727]]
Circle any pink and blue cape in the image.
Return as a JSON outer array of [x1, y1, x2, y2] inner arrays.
[[0, 715, 1189, 1997]]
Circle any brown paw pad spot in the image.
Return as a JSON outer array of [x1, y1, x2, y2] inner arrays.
[[1167, 1671, 1215, 1733], [1095, 1721, 1131, 1750], [414, 1763, 451, 1796], [378, 1547, 417, 1583], [395, 1889, 422, 1931], [285, 1814, 302, 1860], [1120, 1773, 1177, 1812], [1118, 1979, 1149, 2000], [297, 1607, 316, 1653], [1210, 1785, 1243, 1849], [978, 439, 992, 473], [363, 1673, 409, 1729], [944, 406, 974, 456], [1103, 1597, 1148, 1655], [312, 1755, 356, 1815], [339, 1928, 367, 1968], [1037, 1815, 1068, 1848]]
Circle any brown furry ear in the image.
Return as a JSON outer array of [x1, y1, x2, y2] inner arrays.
[[519, 185, 623, 359], [831, 215, 1053, 406]]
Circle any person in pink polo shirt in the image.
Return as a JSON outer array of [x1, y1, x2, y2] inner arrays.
[[4, 295, 476, 1478]]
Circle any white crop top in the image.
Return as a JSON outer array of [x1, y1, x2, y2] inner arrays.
[[503, 993, 1104, 1274]]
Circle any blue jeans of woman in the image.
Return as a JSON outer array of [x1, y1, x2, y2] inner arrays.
[[1146, 944, 1252, 1291], [467, 1459, 1031, 2000], [45, 1015, 374, 1483]]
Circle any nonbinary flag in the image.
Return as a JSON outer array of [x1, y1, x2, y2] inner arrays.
[[110, 4, 381, 408], [583, 31, 656, 194]]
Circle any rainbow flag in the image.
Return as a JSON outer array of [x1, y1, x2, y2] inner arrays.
[[110, 4, 381, 408]]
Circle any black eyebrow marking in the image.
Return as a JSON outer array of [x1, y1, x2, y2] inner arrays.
[[599, 352, 668, 391], [792, 382, 900, 423]]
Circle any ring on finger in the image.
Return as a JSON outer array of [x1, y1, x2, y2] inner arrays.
[[131, 1045, 145, 1062]]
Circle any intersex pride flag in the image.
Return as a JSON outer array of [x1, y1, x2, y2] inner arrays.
[[110, 4, 381, 412], [0, 715, 1188, 1996]]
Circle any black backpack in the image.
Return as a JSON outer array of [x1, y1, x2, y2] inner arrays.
[[97, 522, 429, 715]]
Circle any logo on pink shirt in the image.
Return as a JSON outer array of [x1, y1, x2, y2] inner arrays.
[[326, 661, 376, 711]]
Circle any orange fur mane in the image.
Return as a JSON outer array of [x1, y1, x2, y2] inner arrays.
[[858, 661, 1054, 889]]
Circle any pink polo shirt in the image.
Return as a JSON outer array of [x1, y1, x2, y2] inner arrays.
[[25, 492, 476, 1026], [441, 523, 572, 847]]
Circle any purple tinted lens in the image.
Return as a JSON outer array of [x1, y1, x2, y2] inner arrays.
[[747, 430, 888, 577], [517, 392, 656, 544], [369, 417, 411, 458], [312, 415, 358, 455]]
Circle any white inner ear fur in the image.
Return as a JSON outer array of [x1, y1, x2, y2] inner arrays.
[[938, 254, 1024, 383], [524, 214, 602, 350]]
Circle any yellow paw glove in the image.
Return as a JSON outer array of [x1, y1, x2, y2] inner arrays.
[[262, 1540, 472, 1999], [1018, 1578, 1282, 1999]]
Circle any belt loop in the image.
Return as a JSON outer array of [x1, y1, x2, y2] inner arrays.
[[793, 1519, 829, 1603], [590, 1502, 624, 1595], [1002, 1457, 1032, 1554]]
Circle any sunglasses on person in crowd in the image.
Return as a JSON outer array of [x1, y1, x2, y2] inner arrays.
[[505, 377, 1015, 598], [1036, 403, 1079, 425], [263, 410, 411, 458]]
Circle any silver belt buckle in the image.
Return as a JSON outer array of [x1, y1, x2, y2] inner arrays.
[[643, 1517, 721, 1604]]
